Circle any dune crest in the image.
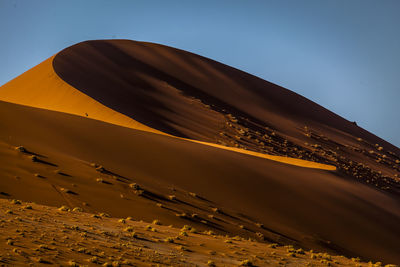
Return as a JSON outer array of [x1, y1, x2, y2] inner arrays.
[[0, 56, 161, 134], [0, 47, 335, 170]]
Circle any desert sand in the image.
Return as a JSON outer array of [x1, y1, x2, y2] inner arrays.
[[0, 40, 399, 266], [0, 198, 391, 266]]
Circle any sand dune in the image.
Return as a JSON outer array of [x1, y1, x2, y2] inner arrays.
[[0, 39, 400, 264], [52, 40, 399, 154], [0, 101, 399, 264], [0, 41, 336, 170], [0, 56, 160, 134]]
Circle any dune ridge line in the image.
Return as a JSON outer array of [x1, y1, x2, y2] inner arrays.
[[0, 55, 335, 171]]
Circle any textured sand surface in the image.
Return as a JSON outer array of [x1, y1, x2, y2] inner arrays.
[[0, 101, 399, 264], [2, 199, 387, 267]]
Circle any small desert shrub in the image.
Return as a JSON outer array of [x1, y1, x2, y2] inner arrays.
[[255, 232, 265, 240], [6, 210, 13, 214], [118, 218, 126, 224], [88, 256, 100, 263], [135, 190, 144, 196], [39, 244, 50, 250], [152, 219, 161, 225], [296, 248, 305, 255], [168, 195, 176, 200], [211, 207, 220, 213], [58, 206, 70, 211], [24, 205, 33, 210], [181, 224, 197, 233], [95, 166, 106, 173], [11, 199, 21, 205], [146, 225, 156, 232], [175, 212, 188, 218], [164, 237, 174, 243], [256, 223, 264, 228], [268, 243, 278, 248], [320, 259, 331, 266], [129, 183, 140, 190], [321, 253, 332, 261], [60, 188, 75, 194], [179, 231, 188, 237], [130, 232, 138, 238], [15, 146, 26, 152], [207, 260, 216, 267], [34, 257, 47, 263], [189, 192, 197, 198], [204, 230, 216, 236], [72, 207, 83, 212], [239, 260, 254, 266], [176, 245, 189, 251], [6, 239, 14, 245], [230, 236, 241, 241]]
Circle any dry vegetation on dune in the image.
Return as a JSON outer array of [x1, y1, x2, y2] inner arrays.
[[1, 100, 400, 265], [1, 199, 395, 267]]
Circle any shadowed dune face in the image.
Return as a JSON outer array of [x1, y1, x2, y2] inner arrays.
[[53, 40, 227, 140], [51, 40, 400, 193], [52, 40, 399, 153], [1, 101, 400, 263]]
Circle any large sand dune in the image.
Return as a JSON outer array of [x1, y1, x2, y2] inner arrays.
[[1, 40, 400, 264], [1, 100, 399, 263]]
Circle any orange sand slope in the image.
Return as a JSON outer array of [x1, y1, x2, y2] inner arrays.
[[0, 56, 160, 134], [0, 101, 400, 264]]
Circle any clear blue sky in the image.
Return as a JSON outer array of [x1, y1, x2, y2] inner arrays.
[[1, 0, 399, 147]]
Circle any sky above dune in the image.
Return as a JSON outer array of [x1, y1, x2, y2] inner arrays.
[[0, 0, 399, 147]]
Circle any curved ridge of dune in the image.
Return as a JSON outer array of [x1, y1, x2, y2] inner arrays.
[[51, 39, 400, 156], [0, 45, 336, 171], [192, 140, 336, 170], [0, 55, 162, 135]]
